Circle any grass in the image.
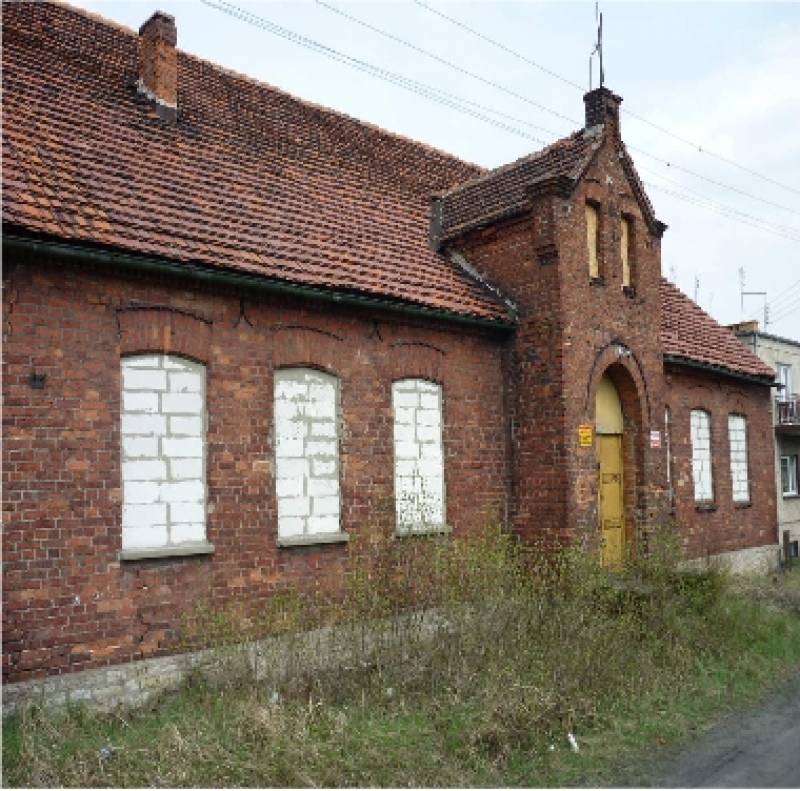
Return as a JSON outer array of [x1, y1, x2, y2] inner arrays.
[[3, 532, 800, 788]]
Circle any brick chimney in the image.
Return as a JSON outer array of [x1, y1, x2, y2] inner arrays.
[[138, 11, 177, 122], [583, 86, 622, 136]]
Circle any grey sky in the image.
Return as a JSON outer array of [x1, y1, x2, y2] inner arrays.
[[76, 0, 800, 341]]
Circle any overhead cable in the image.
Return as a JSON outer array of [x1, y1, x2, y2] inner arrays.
[[413, 0, 800, 198]]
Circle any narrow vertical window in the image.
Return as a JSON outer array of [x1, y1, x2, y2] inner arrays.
[[621, 217, 632, 288], [690, 409, 713, 503], [727, 415, 749, 503], [586, 203, 600, 279], [274, 368, 340, 540], [781, 455, 798, 496], [121, 355, 207, 551], [392, 379, 446, 534]]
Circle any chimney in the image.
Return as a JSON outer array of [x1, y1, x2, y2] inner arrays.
[[138, 11, 177, 122], [583, 86, 622, 136]]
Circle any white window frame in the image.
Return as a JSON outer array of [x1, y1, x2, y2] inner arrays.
[[727, 414, 749, 503], [781, 455, 798, 497], [392, 379, 447, 535], [120, 354, 208, 555], [690, 409, 714, 503], [274, 368, 342, 542], [777, 363, 793, 397]]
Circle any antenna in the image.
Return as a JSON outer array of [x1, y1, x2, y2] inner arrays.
[[739, 267, 746, 316], [588, 1, 604, 89], [694, 275, 700, 303], [742, 284, 767, 327]]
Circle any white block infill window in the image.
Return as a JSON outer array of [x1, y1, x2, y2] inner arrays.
[[392, 379, 446, 534], [274, 368, 342, 544], [690, 409, 714, 503], [727, 415, 750, 503], [120, 355, 209, 557]]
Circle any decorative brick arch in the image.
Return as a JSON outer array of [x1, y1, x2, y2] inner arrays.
[[584, 340, 650, 426], [117, 305, 212, 363], [386, 341, 445, 384], [270, 325, 343, 373]]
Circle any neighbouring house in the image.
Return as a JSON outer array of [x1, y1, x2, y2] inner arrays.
[[730, 321, 800, 560], [2, 2, 779, 705]]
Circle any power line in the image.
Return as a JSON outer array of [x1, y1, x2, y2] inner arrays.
[[204, 0, 800, 246], [623, 110, 800, 198], [413, 0, 584, 91], [200, 0, 551, 145], [770, 295, 800, 323], [643, 182, 800, 243], [767, 279, 800, 308], [315, 0, 578, 129], [318, 0, 799, 218], [628, 144, 799, 216], [768, 288, 800, 317], [413, 0, 800, 198], [637, 164, 800, 240]]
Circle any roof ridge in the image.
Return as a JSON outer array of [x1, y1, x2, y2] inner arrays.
[[57, 0, 483, 177], [437, 129, 587, 198]]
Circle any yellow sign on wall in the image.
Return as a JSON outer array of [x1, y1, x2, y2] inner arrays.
[[578, 424, 594, 447]]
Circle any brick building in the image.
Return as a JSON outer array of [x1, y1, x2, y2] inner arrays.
[[2, 3, 779, 692]]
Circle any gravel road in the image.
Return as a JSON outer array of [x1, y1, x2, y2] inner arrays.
[[635, 676, 800, 788]]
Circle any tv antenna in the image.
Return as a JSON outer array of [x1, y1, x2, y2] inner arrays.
[[739, 267, 769, 327], [589, 1, 604, 90]]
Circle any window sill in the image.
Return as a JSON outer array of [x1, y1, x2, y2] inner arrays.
[[277, 532, 349, 548], [733, 501, 752, 509], [119, 542, 215, 561], [622, 285, 636, 298], [694, 503, 718, 513], [782, 493, 800, 500], [395, 525, 452, 538], [589, 275, 605, 287]]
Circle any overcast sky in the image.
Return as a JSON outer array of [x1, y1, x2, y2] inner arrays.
[[77, 0, 800, 341]]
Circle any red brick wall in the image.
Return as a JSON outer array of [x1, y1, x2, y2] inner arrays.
[[665, 366, 777, 558], [452, 215, 569, 543], [450, 127, 673, 550], [557, 134, 671, 551], [2, 253, 511, 682]]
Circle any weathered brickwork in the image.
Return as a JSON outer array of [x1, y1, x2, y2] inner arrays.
[[665, 366, 777, 560], [448, 101, 671, 552], [2, 254, 510, 683], [1, 5, 780, 696]]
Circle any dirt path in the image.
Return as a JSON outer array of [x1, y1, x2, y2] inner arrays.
[[636, 676, 800, 788]]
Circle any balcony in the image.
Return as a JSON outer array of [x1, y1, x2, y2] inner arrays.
[[776, 397, 800, 434]]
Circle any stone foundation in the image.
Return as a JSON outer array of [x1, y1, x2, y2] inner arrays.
[[683, 543, 780, 575]]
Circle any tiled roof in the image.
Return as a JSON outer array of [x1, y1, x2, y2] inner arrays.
[[1, 2, 512, 324], [436, 131, 603, 242], [2, 3, 770, 381], [660, 279, 775, 380]]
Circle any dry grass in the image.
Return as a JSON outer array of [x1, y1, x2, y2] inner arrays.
[[4, 531, 800, 788]]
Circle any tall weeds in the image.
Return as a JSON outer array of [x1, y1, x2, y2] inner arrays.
[[178, 524, 736, 742]]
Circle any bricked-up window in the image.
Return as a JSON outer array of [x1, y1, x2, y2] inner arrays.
[[121, 355, 206, 550], [727, 415, 750, 503], [392, 379, 446, 534], [621, 217, 633, 288], [274, 369, 341, 539], [586, 203, 600, 279], [690, 409, 714, 502]]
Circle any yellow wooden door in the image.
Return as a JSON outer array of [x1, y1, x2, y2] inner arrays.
[[598, 434, 625, 567]]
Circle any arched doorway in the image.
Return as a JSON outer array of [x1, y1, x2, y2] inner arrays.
[[596, 374, 625, 566]]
